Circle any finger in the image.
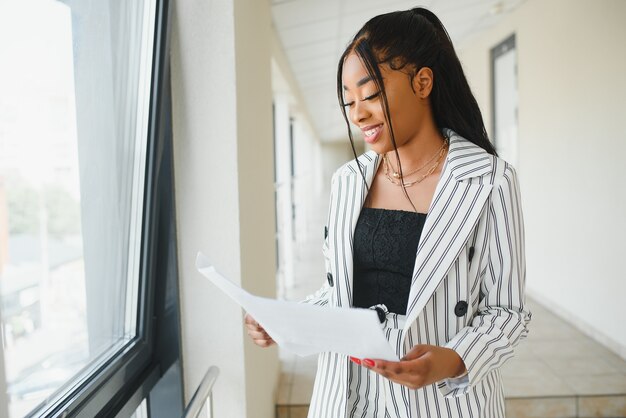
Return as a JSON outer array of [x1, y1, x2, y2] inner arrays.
[[252, 340, 270, 347], [381, 374, 408, 387], [247, 329, 269, 340], [245, 322, 264, 333], [364, 358, 426, 388], [244, 314, 259, 327], [244, 320, 267, 331], [252, 338, 275, 348], [363, 359, 403, 379], [368, 367, 410, 386], [244, 313, 261, 327], [247, 326, 275, 342]]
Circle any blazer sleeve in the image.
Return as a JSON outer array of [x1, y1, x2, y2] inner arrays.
[[438, 163, 532, 397], [300, 171, 338, 307]]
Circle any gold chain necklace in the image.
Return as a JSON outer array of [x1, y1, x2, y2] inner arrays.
[[383, 140, 448, 187], [383, 138, 448, 179]]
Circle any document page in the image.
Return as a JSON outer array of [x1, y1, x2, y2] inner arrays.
[[196, 252, 399, 361]]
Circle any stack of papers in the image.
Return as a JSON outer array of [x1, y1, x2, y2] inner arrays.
[[196, 252, 399, 361]]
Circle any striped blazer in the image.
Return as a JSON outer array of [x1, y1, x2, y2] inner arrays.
[[303, 128, 531, 417]]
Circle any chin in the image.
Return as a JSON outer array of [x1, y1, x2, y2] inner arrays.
[[368, 142, 392, 155]]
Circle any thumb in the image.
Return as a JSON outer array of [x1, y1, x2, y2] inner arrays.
[[401, 344, 429, 361]]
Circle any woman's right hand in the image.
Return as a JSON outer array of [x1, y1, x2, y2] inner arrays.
[[244, 313, 276, 348]]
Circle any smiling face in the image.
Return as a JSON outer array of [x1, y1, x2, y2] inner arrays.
[[341, 51, 434, 154]]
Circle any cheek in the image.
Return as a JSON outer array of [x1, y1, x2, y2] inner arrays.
[[384, 88, 409, 122], [388, 97, 422, 138], [387, 106, 412, 139]]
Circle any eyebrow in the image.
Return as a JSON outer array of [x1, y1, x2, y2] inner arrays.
[[343, 75, 373, 91]]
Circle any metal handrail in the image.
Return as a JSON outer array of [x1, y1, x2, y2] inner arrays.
[[182, 366, 220, 418]]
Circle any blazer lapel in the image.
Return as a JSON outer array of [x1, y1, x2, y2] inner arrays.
[[402, 133, 493, 337], [335, 130, 494, 331]]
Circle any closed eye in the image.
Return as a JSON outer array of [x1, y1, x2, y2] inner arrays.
[[364, 91, 381, 101], [342, 91, 380, 108]]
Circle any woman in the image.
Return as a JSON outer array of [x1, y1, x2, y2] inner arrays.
[[246, 7, 531, 417]]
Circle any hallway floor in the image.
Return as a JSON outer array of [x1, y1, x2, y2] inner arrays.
[[276, 192, 626, 418]]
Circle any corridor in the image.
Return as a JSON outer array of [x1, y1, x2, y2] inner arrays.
[[276, 190, 626, 418]]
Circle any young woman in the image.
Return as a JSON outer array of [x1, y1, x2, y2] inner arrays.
[[246, 7, 531, 417]]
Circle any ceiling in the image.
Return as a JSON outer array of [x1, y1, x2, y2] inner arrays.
[[271, 0, 525, 142]]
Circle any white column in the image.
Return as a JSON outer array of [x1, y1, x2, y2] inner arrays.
[[291, 113, 317, 243], [273, 93, 295, 298], [172, 0, 279, 416]]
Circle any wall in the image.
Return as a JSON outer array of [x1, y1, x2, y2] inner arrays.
[[320, 139, 364, 189], [170, 0, 279, 417], [457, 0, 626, 358]]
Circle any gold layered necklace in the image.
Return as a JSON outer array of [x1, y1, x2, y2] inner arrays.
[[382, 138, 449, 187]]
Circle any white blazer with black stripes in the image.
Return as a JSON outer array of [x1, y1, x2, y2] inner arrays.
[[303, 128, 531, 418]]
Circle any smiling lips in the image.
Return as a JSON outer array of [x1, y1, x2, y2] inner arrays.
[[362, 124, 383, 144]]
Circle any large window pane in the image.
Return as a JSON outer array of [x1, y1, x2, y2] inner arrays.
[[0, 0, 156, 416]]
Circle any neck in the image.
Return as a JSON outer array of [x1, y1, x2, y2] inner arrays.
[[385, 125, 447, 172]]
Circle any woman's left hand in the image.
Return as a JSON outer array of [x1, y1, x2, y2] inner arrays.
[[352, 345, 467, 389]]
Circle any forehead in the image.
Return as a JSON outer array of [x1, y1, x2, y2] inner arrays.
[[342, 52, 406, 92], [342, 53, 371, 88]]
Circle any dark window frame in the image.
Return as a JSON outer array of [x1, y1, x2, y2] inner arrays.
[[24, 0, 179, 416]]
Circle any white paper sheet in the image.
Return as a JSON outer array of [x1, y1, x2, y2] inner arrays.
[[196, 251, 399, 361]]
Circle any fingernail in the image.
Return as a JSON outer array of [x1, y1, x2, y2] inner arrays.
[[363, 359, 375, 367], [349, 356, 361, 365]]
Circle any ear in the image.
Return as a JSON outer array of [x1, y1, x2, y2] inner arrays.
[[412, 67, 434, 98]]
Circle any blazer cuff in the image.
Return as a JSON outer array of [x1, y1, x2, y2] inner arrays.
[[438, 371, 470, 397], [299, 282, 331, 306]]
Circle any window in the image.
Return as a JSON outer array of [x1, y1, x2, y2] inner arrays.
[[491, 34, 518, 166], [0, 0, 179, 416]]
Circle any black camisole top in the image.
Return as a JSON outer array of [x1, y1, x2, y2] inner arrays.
[[352, 207, 428, 315]]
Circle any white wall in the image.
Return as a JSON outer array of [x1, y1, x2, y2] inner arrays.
[[292, 113, 319, 242], [457, 0, 626, 358], [320, 140, 364, 188], [170, 0, 279, 417]]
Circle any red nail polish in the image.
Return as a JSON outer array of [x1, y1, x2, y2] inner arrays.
[[363, 359, 375, 367], [350, 356, 361, 365]]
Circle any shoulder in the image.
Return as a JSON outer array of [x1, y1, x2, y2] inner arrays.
[[331, 150, 378, 178], [444, 128, 517, 187], [485, 154, 518, 189], [487, 153, 519, 191]]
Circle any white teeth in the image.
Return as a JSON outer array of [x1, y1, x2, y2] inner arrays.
[[364, 126, 380, 137]]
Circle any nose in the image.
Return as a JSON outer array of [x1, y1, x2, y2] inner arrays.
[[350, 99, 371, 126]]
